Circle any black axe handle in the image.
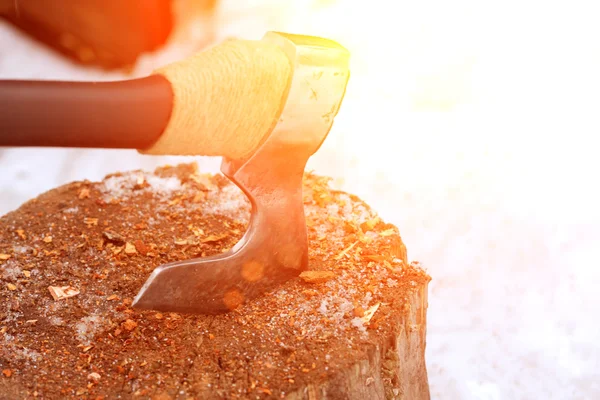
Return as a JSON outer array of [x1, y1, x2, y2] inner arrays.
[[0, 75, 172, 149]]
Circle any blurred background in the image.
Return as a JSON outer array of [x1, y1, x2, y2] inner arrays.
[[1, 0, 599, 398]]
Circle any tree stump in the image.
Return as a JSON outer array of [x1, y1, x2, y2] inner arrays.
[[0, 164, 430, 399]]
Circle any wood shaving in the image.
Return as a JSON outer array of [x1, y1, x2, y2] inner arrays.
[[6, 283, 16, 291], [299, 271, 335, 284], [361, 303, 381, 324], [0, 254, 11, 260], [334, 240, 358, 260]]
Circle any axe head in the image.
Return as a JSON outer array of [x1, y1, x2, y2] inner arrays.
[[133, 32, 350, 314]]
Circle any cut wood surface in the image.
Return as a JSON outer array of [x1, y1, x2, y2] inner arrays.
[[0, 163, 430, 399]]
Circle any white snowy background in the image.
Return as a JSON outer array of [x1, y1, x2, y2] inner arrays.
[[1, 0, 599, 399]]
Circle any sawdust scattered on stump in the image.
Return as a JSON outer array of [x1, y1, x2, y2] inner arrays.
[[0, 163, 430, 399]]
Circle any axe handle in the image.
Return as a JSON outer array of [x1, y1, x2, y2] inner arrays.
[[0, 76, 172, 150], [0, 39, 292, 160]]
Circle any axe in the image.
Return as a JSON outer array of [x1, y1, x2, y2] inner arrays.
[[0, 32, 350, 314]]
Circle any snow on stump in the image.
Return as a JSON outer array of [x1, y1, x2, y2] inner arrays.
[[0, 163, 430, 399]]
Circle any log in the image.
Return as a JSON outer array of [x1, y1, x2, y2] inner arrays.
[[0, 163, 430, 399]]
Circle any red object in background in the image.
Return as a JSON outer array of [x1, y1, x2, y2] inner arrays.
[[1, 0, 174, 69]]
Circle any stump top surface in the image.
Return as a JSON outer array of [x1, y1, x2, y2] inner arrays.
[[0, 163, 429, 399]]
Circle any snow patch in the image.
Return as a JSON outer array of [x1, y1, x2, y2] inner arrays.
[[75, 314, 105, 345], [351, 317, 367, 334], [13, 245, 29, 254], [318, 299, 329, 315], [49, 316, 64, 327], [100, 173, 183, 201], [145, 175, 183, 194], [0, 260, 21, 280], [202, 184, 250, 221]]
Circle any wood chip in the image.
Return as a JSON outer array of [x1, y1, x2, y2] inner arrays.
[[174, 238, 188, 246], [124, 242, 137, 255], [361, 303, 381, 324], [78, 188, 90, 199], [122, 319, 138, 331], [87, 372, 101, 382], [353, 306, 365, 317], [379, 229, 396, 237], [200, 233, 228, 243], [23, 270, 31, 278], [6, 283, 16, 291], [133, 240, 149, 256], [363, 254, 386, 262], [189, 173, 217, 191], [299, 271, 335, 284], [48, 286, 80, 301], [360, 217, 380, 232], [83, 217, 99, 227], [106, 294, 119, 301], [188, 225, 205, 237], [25, 320, 38, 325], [0, 254, 11, 261], [15, 229, 26, 239], [102, 230, 125, 245], [2, 369, 12, 378], [43, 236, 53, 243]]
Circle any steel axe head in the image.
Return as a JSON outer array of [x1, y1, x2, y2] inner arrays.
[[132, 32, 350, 314]]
